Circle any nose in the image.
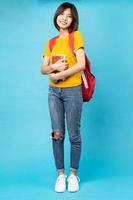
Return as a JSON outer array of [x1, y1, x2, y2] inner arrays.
[[62, 15, 67, 21]]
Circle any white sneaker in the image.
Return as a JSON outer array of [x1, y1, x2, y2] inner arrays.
[[55, 174, 67, 193], [67, 174, 80, 192]]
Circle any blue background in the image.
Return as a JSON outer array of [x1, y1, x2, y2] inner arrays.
[[0, 0, 133, 199]]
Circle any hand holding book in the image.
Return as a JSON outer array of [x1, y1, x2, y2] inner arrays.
[[51, 54, 68, 72], [50, 54, 68, 83]]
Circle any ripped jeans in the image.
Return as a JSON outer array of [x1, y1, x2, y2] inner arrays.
[[48, 85, 83, 173]]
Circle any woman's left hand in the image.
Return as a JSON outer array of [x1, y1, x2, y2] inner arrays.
[[49, 73, 66, 83], [49, 73, 58, 82]]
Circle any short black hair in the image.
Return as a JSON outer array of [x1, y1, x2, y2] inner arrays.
[[53, 2, 79, 33]]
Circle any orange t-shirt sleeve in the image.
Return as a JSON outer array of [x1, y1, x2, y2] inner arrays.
[[74, 31, 84, 52], [43, 41, 51, 57]]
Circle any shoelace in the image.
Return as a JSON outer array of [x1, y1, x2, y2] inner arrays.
[[67, 175, 80, 182], [56, 175, 67, 184]]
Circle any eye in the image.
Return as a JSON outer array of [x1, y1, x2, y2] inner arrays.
[[68, 15, 72, 18]]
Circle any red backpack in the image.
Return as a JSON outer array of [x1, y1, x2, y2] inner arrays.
[[49, 32, 95, 102]]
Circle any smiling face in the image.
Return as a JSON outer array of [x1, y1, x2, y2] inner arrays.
[[54, 2, 79, 33], [56, 8, 73, 30]]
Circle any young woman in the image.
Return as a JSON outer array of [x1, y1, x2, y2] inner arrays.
[[41, 2, 85, 192]]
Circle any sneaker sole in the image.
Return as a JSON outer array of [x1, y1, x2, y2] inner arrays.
[[55, 189, 66, 193], [68, 188, 79, 192]]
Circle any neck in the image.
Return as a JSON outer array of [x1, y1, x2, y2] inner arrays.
[[59, 29, 69, 38]]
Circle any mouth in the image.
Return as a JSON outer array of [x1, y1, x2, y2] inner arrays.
[[60, 21, 67, 25]]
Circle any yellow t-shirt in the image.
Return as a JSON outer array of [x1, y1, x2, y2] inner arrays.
[[43, 31, 84, 88]]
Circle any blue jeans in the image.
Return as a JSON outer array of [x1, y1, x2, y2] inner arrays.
[[48, 85, 83, 172]]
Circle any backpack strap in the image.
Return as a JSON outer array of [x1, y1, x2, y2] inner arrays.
[[49, 36, 59, 52], [68, 32, 75, 54]]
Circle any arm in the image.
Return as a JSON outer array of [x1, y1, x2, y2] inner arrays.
[[40, 56, 55, 74], [49, 48, 85, 81], [40, 56, 68, 75]]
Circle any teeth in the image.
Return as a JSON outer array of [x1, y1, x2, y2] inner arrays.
[[60, 21, 67, 25]]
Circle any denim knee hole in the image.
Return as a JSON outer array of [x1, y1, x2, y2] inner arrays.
[[50, 131, 63, 140]]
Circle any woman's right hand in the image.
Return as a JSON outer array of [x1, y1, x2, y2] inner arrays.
[[52, 58, 68, 72]]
